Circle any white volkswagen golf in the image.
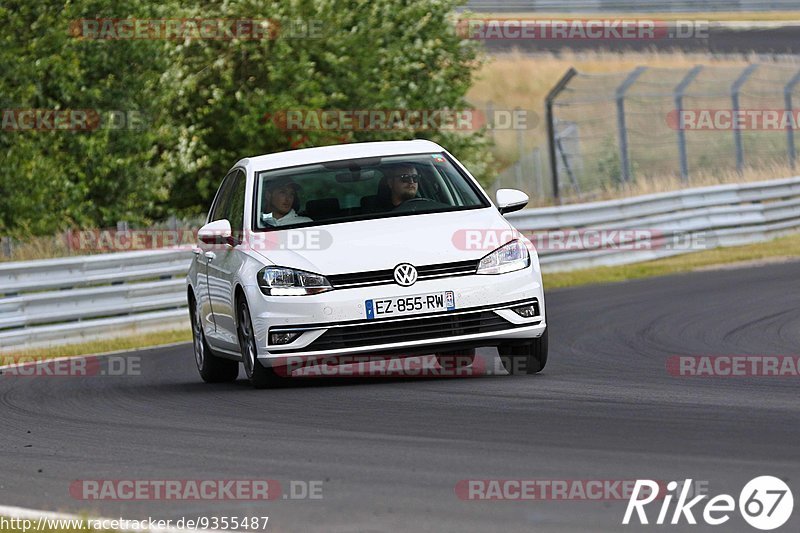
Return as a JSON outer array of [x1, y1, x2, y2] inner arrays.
[[187, 140, 547, 387]]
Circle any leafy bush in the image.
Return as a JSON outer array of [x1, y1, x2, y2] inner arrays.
[[0, 0, 493, 235]]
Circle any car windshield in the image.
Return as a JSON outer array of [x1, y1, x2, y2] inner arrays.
[[253, 153, 488, 230]]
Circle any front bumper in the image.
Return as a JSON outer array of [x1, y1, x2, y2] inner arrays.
[[243, 265, 545, 362]]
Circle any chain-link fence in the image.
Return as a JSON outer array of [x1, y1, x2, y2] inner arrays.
[[544, 63, 800, 201]]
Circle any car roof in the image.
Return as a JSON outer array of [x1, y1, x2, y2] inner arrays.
[[235, 140, 445, 173]]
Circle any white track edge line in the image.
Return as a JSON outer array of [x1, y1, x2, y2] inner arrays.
[[0, 504, 225, 533]]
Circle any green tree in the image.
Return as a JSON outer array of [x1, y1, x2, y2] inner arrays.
[[159, 0, 493, 213], [1, 0, 494, 234], [0, 0, 170, 234]]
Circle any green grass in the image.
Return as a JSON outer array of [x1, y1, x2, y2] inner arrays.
[[2, 234, 799, 359], [1, 329, 191, 360], [543, 232, 800, 289]]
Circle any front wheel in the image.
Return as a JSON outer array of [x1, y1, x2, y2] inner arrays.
[[238, 299, 284, 389], [191, 296, 239, 383], [498, 329, 548, 375]]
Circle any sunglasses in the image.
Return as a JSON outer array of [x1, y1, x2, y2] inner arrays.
[[396, 173, 419, 184]]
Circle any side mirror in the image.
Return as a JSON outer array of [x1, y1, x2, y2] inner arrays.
[[198, 219, 235, 246], [496, 189, 529, 215]]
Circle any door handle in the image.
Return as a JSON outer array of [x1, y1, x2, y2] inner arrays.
[[204, 251, 216, 261]]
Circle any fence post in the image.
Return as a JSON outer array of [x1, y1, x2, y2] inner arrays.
[[533, 147, 544, 198], [731, 64, 758, 175], [674, 65, 703, 184], [1, 237, 12, 259], [486, 100, 495, 142], [555, 123, 581, 196], [784, 70, 800, 170], [515, 109, 525, 191], [615, 66, 647, 185], [545, 68, 577, 203], [63, 229, 73, 256]]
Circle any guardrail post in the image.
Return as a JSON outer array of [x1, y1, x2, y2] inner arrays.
[[731, 64, 758, 175], [784, 69, 800, 170], [616, 66, 647, 185], [546, 68, 577, 203], [674, 65, 703, 184], [1, 237, 12, 259]]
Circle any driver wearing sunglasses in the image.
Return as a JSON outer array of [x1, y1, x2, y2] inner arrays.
[[384, 164, 421, 208]]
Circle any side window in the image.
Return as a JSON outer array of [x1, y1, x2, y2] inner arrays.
[[208, 171, 236, 223], [226, 170, 247, 238]]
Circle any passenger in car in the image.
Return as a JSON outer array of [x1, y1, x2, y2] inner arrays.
[[262, 176, 313, 226], [376, 163, 420, 209]]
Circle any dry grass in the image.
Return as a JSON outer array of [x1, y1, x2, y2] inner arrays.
[[468, 50, 800, 203], [469, 49, 756, 108], [571, 161, 799, 205], [0, 234, 75, 263], [522, 163, 798, 208], [467, 50, 764, 165], [5, 233, 800, 358], [3, 52, 798, 260], [4, 234, 800, 358], [0, 329, 191, 359]]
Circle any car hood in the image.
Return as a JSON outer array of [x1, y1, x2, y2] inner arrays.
[[249, 207, 518, 275]]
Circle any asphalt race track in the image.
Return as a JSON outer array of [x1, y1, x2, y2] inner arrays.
[[1, 261, 799, 532]]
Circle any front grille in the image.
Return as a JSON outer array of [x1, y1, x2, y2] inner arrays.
[[271, 300, 538, 353], [328, 260, 478, 289]]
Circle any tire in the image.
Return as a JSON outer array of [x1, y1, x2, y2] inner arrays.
[[237, 298, 284, 389], [435, 348, 476, 371], [190, 295, 239, 383], [498, 329, 548, 375]]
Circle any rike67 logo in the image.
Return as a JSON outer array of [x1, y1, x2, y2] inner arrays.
[[624, 476, 794, 530]]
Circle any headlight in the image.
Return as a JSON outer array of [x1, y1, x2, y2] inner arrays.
[[476, 240, 530, 275], [258, 267, 333, 296]]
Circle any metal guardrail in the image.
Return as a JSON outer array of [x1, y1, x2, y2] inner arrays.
[[0, 250, 193, 351], [507, 175, 800, 270], [1, 176, 799, 350]]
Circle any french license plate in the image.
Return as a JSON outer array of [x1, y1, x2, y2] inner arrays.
[[365, 291, 455, 320]]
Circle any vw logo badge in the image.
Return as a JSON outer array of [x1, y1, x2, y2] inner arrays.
[[393, 263, 418, 287]]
